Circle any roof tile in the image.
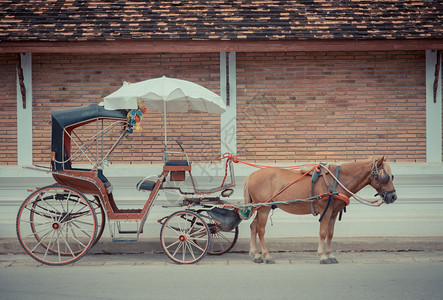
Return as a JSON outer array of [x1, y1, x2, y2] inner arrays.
[[0, 0, 441, 41]]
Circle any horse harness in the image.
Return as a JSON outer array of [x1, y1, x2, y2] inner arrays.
[[266, 164, 349, 222], [308, 159, 395, 222], [310, 164, 347, 222]]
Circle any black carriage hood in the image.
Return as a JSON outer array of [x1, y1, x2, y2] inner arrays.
[[51, 103, 127, 170], [51, 103, 127, 130]]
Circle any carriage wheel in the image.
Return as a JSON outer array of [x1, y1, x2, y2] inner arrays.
[[90, 196, 106, 247], [16, 185, 97, 265], [197, 211, 239, 255], [160, 211, 210, 264], [208, 225, 239, 255]]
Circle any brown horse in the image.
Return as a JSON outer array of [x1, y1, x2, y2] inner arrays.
[[243, 156, 397, 264]]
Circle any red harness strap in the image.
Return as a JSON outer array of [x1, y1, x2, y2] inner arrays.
[[263, 165, 319, 204], [221, 153, 318, 170], [321, 193, 350, 206], [221, 153, 320, 202]]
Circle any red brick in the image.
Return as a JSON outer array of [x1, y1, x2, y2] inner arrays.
[[0, 54, 18, 164], [237, 50, 428, 162]]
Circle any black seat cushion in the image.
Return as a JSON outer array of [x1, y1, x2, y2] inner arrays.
[[137, 180, 156, 191], [165, 160, 189, 166]]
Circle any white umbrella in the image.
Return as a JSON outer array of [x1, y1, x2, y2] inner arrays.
[[103, 76, 226, 147]]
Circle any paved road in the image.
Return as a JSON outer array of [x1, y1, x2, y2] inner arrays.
[[1, 251, 443, 300]]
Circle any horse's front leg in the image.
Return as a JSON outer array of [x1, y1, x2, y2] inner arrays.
[[317, 211, 332, 264], [325, 213, 339, 264]]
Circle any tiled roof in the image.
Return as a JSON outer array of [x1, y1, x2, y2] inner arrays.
[[0, 0, 442, 42]]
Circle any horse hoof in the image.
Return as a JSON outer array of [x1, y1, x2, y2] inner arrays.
[[320, 259, 331, 264], [328, 257, 339, 264], [253, 257, 264, 264], [265, 258, 275, 264]]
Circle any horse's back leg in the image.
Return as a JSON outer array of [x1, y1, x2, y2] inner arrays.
[[249, 217, 260, 261], [256, 207, 274, 264]]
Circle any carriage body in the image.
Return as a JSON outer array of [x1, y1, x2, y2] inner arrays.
[[16, 103, 239, 265]]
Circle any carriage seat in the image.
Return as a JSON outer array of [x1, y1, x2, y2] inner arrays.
[[163, 160, 190, 181], [66, 168, 112, 193], [164, 160, 189, 166], [136, 180, 156, 191]]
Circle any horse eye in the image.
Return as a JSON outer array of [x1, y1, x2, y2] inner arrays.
[[391, 175, 394, 181]]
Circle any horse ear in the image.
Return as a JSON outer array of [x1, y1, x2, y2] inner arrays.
[[377, 156, 386, 167]]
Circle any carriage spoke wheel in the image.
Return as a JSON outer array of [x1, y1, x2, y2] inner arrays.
[[16, 185, 97, 266], [160, 211, 210, 264], [90, 196, 106, 247], [207, 224, 239, 255], [197, 211, 239, 255]]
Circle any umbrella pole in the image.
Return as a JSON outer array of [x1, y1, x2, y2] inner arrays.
[[164, 100, 167, 153]]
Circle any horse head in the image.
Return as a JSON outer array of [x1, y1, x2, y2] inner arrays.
[[370, 156, 397, 204]]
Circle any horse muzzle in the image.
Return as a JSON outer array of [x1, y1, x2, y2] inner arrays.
[[375, 190, 397, 204]]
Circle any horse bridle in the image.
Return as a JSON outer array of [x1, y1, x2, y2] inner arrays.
[[370, 159, 396, 199]]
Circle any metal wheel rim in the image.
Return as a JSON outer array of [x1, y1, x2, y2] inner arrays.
[[196, 211, 239, 255], [90, 196, 106, 247], [16, 185, 97, 265], [208, 225, 239, 255], [160, 211, 210, 264]]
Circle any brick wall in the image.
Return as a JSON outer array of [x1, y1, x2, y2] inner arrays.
[[31, 53, 221, 166], [236, 51, 427, 162], [0, 51, 435, 165], [0, 54, 18, 164]]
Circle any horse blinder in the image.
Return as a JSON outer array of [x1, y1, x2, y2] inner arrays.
[[378, 172, 392, 184]]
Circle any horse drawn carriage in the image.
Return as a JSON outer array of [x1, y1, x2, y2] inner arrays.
[[16, 77, 397, 266]]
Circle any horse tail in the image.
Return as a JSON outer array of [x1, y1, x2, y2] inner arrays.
[[239, 175, 253, 220], [243, 175, 252, 204]]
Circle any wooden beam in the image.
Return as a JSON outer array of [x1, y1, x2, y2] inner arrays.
[[1, 39, 443, 54], [16, 54, 26, 109]]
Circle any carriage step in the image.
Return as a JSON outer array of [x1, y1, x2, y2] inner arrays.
[[111, 238, 138, 243], [109, 220, 143, 242], [118, 230, 139, 234], [116, 225, 143, 235]]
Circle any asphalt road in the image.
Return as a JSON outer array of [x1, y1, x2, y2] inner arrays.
[[1, 251, 443, 300]]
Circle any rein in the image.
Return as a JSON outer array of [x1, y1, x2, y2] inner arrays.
[[319, 163, 384, 207], [221, 153, 318, 170]]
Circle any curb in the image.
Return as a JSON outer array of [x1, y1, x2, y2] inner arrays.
[[3, 237, 443, 255]]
